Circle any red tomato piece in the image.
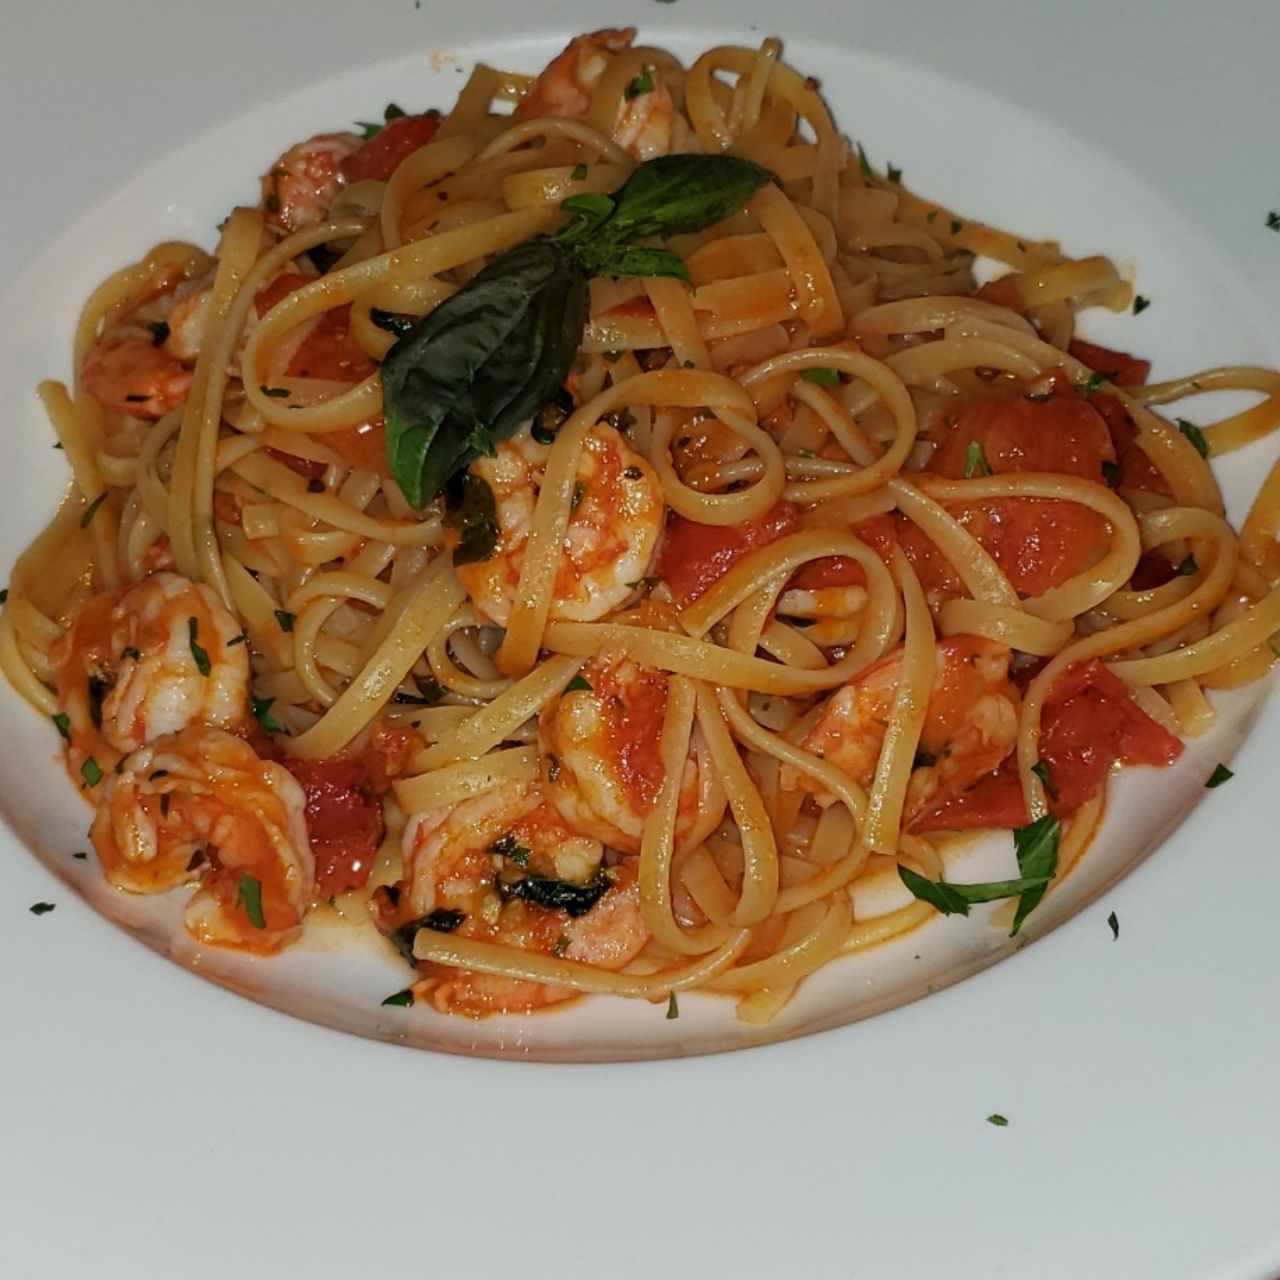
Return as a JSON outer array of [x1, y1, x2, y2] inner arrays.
[[1067, 339, 1150, 388], [924, 387, 1117, 597], [975, 275, 1025, 311], [339, 112, 441, 184], [911, 660, 1182, 831], [658, 502, 799, 608], [1091, 392, 1171, 495], [283, 758, 384, 898]]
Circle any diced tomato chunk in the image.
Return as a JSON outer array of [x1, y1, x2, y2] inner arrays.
[[658, 502, 799, 608], [283, 758, 384, 898], [339, 112, 441, 184], [912, 660, 1182, 831], [1067, 339, 1150, 388], [975, 274, 1025, 311], [1091, 392, 1171, 495], [923, 386, 1117, 597]]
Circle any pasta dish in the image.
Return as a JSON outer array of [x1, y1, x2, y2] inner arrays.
[[7, 28, 1280, 1023]]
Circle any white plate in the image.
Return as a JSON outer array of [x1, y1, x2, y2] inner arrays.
[[2, 2, 1279, 1276]]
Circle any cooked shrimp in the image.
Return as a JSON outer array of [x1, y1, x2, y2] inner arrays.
[[517, 27, 675, 160], [455, 421, 663, 626], [91, 726, 314, 954], [376, 781, 648, 1016], [786, 635, 1021, 820], [53, 572, 250, 773], [539, 647, 716, 854], [261, 131, 362, 233], [82, 330, 193, 418]]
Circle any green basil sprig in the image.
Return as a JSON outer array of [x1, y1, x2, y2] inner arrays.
[[381, 153, 772, 509]]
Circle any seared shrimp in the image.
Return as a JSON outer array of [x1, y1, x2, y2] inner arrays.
[[261, 131, 362, 233], [517, 28, 675, 160], [455, 421, 663, 626], [539, 647, 716, 854], [377, 782, 648, 1016], [786, 636, 1021, 820], [91, 726, 314, 953], [54, 572, 250, 772]]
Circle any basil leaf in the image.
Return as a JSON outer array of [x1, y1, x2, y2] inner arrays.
[[1031, 759, 1058, 801], [1177, 418, 1209, 458], [586, 245, 690, 283], [499, 870, 610, 918], [586, 154, 773, 245], [1009, 813, 1061, 936], [251, 696, 285, 734], [444, 472, 500, 565], [382, 238, 589, 507], [898, 864, 1051, 917], [370, 308, 416, 336]]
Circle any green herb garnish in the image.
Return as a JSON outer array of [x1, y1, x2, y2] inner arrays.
[[800, 367, 840, 386], [236, 873, 266, 929], [624, 68, 655, 100], [564, 674, 593, 693], [986, 1113, 1009, 1127], [274, 609, 295, 632], [381, 988, 415, 1008], [1080, 372, 1105, 397], [389, 910, 466, 963], [148, 320, 170, 345], [1266, 211, 1280, 232], [498, 869, 610, 917], [259, 385, 290, 398], [1102, 460, 1122, 488], [29, 902, 55, 916], [1177, 418, 1209, 458], [489, 833, 531, 867], [1031, 759, 1058, 802], [251, 695, 286, 734], [187, 617, 211, 677], [1132, 295, 1151, 315], [963, 441, 992, 478], [886, 163, 903, 184], [444, 472, 500, 565], [1009, 813, 1061, 936], [1175, 555, 1198, 576], [52, 712, 71, 740], [80, 492, 108, 528], [666, 991, 679, 1019], [950, 219, 963, 235], [570, 163, 589, 181], [1205, 763, 1233, 788], [227, 632, 247, 647], [81, 757, 103, 788], [370, 308, 416, 337], [1107, 910, 1119, 940]]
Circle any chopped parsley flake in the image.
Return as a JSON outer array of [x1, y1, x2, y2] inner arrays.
[[236, 873, 266, 929], [259, 385, 290, 398], [963, 440, 992, 478], [1031, 759, 1058, 801], [148, 320, 170, 345], [1266, 211, 1280, 232], [800, 367, 841, 386], [1175, 555, 1198, 576], [29, 902, 55, 916], [81, 757, 103, 788], [986, 1113, 1009, 1127], [1176, 418, 1209, 458], [80, 492, 108, 528], [570, 163, 588, 181], [1107, 910, 1119, 940], [251, 695, 286, 734], [1101, 460, 1122, 489], [666, 991, 679, 1019], [624, 68, 654, 100], [187, 617, 211, 677], [565, 674, 593, 693], [51, 712, 71, 740], [886, 162, 902, 184], [950, 219, 963, 235], [1132, 295, 1151, 315], [274, 609, 295, 632], [381, 988, 415, 1008], [1205, 763, 1233, 788]]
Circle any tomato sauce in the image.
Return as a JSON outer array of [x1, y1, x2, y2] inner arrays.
[[340, 112, 441, 184], [658, 501, 799, 608], [283, 758, 384, 898]]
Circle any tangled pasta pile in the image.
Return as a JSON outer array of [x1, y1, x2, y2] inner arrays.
[[6, 28, 1279, 1022]]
